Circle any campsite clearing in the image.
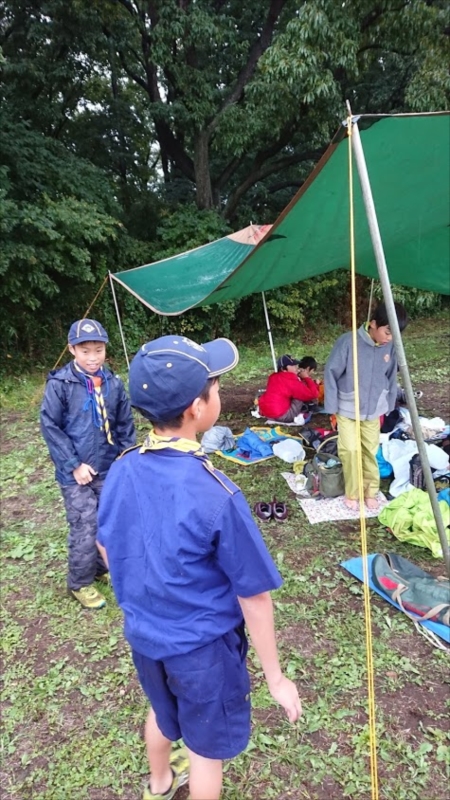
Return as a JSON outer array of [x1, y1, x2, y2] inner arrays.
[[1, 316, 449, 800]]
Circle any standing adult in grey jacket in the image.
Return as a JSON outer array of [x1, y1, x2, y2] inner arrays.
[[324, 302, 408, 511]]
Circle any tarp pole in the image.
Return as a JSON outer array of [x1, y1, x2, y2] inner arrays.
[[262, 292, 278, 373], [109, 272, 130, 370], [350, 115, 450, 576]]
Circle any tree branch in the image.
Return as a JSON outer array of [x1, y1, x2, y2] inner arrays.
[[223, 148, 323, 220], [207, 0, 288, 134]]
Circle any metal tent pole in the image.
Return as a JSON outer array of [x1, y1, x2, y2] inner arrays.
[[262, 292, 278, 373], [367, 279, 375, 322], [109, 272, 130, 370], [349, 114, 450, 576]]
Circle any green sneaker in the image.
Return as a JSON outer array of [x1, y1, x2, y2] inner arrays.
[[143, 746, 189, 800], [70, 585, 106, 609]]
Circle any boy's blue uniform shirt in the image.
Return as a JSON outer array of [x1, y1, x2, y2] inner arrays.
[[97, 441, 283, 660], [41, 362, 136, 484]]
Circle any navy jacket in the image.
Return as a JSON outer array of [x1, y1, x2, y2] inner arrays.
[[41, 362, 136, 485]]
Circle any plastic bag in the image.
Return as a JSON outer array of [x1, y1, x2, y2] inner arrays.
[[201, 426, 235, 453], [272, 439, 305, 463]]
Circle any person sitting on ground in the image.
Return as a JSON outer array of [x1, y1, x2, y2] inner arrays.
[[324, 301, 408, 511], [96, 335, 301, 800], [297, 356, 318, 378], [297, 356, 325, 410], [40, 319, 136, 610], [258, 353, 319, 422]]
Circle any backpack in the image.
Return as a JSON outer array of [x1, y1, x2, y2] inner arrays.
[[372, 552, 450, 626], [316, 432, 339, 457], [304, 451, 345, 498]]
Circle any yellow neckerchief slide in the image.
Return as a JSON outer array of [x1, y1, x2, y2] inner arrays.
[[139, 431, 234, 495]]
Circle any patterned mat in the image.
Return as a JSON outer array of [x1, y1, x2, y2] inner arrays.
[[298, 492, 388, 524]]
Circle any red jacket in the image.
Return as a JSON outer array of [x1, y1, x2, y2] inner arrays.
[[258, 372, 319, 418]]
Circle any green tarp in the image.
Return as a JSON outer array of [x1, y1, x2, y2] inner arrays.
[[112, 113, 450, 314]]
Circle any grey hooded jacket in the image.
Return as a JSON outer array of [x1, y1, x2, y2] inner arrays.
[[324, 324, 398, 421]]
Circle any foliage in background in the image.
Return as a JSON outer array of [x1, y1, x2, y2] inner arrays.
[[0, 0, 449, 361]]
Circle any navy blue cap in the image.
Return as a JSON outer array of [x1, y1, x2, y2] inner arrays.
[[277, 354, 299, 370], [68, 319, 109, 345], [129, 335, 239, 421]]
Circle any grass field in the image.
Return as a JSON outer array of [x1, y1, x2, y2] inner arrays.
[[1, 317, 449, 799]]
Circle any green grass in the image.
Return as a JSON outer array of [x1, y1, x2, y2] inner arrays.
[[1, 317, 449, 799]]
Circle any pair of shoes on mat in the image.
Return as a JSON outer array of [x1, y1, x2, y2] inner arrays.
[[69, 584, 106, 609], [254, 497, 288, 522], [143, 746, 189, 800]]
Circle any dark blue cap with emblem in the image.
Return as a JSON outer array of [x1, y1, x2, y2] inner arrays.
[[68, 319, 109, 345], [129, 335, 239, 421]]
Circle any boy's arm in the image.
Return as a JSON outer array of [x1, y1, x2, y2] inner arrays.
[[40, 382, 82, 475], [238, 592, 302, 723], [113, 380, 136, 450], [324, 335, 348, 414], [290, 374, 319, 402]]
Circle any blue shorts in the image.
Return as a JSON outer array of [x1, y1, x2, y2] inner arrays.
[[132, 625, 251, 759]]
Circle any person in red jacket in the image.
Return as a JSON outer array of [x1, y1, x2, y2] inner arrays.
[[258, 354, 319, 422]]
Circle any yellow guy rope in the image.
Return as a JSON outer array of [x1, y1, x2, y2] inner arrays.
[[52, 275, 109, 370], [347, 116, 379, 799]]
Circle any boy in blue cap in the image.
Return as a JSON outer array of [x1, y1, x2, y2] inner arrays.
[[97, 335, 302, 800], [41, 319, 136, 609]]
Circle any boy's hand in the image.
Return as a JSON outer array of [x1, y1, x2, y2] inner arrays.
[[268, 674, 302, 722], [73, 463, 98, 485]]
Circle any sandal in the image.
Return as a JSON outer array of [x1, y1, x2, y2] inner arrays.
[[143, 746, 189, 800], [271, 497, 288, 521], [254, 501, 273, 521]]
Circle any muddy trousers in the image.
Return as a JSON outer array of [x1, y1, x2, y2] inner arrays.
[[336, 415, 380, 500], [59, 477, 108, 591]]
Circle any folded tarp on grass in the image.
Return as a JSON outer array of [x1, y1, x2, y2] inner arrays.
[[341, 554, 450, 644]]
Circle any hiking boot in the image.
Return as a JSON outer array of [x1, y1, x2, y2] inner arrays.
[[143, 746, 189, 800], [70, 585, 106, 609]]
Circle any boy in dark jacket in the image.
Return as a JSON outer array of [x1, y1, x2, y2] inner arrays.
[[41, 319, 136, 609]]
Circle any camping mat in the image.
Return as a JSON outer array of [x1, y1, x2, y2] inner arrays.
[[214, 426, 300, 466], [341, 554, 450, 644], [298, 492, 388, 523]]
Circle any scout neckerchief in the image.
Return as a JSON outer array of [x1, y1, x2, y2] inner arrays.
[[140, 431, 205, 457], [73, 361, 114, 445], [140, 431, 234, 494]]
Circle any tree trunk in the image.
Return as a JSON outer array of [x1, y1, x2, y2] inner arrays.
[[194, 131, 213, 209]]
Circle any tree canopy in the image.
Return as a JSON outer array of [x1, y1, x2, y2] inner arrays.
[[1, 0, 448, 358]]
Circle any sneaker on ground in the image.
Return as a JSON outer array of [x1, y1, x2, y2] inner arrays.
[[414, 390, 423, 399], [70, 585, 106, 609], [143, 746, 189, 800]]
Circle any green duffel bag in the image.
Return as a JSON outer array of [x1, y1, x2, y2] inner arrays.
[[372, 552, 450, 626], [304, 452, 345, 499]]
